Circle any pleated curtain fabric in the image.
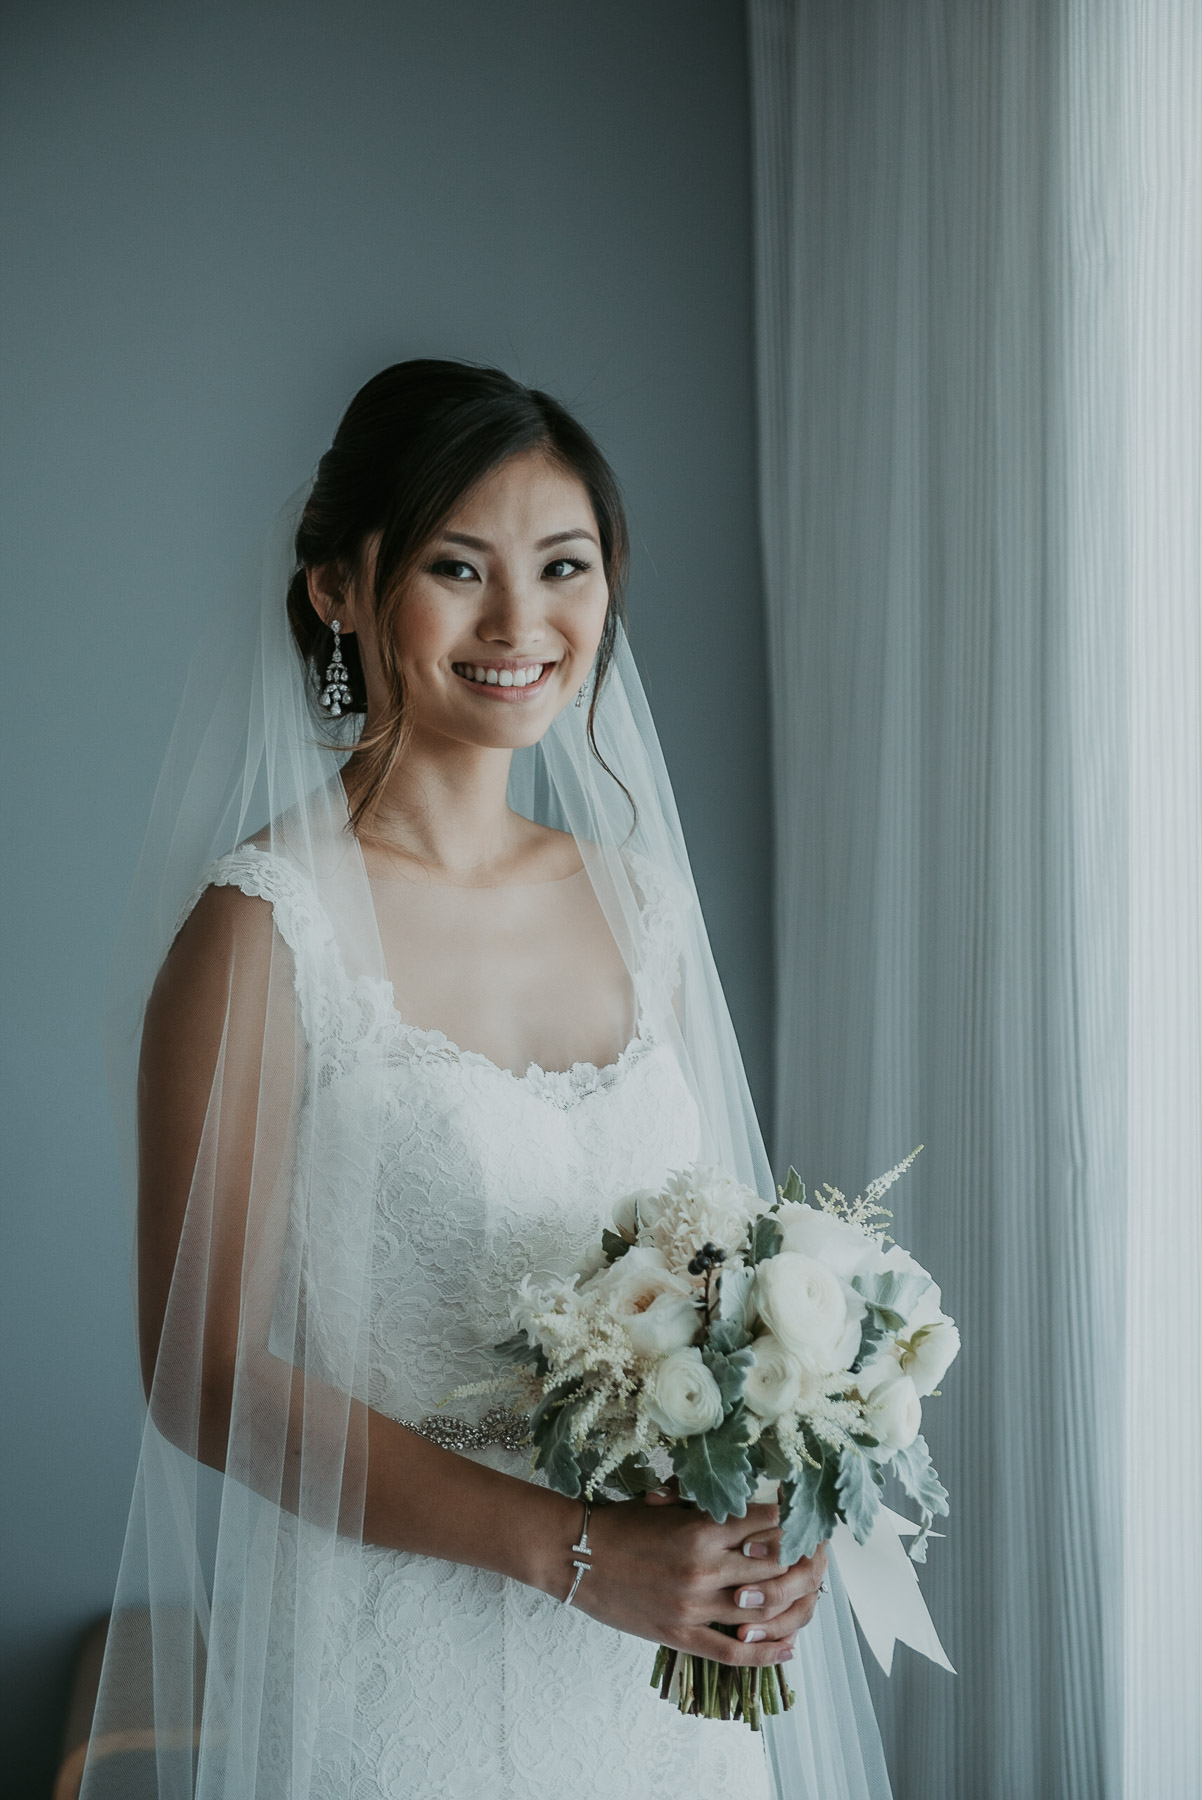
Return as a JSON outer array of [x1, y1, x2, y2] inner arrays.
[[746, 4, 1201, 1798]]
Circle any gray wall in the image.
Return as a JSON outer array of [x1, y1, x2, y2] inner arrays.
[[0, 2, 770, 1790]]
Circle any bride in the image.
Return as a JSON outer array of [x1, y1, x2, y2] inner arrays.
[[85, 360, 892, 1798]]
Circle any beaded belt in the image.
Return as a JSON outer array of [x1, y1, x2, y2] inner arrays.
[[402, 1404, 530, 1454]]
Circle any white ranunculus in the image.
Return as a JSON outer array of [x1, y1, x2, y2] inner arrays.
[[743, 1334, 823, 1422], [857, 1359, 922, 1453], [899, 1315, 960, 1397], [643, 1347, 725, 1438], [776, 1202, 883, 1281], [754, 1252, 853, 1372], [594, 1246, 701, 1356]]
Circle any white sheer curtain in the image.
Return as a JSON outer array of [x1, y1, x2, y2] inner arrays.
[[746, 4, 1200, 1798]]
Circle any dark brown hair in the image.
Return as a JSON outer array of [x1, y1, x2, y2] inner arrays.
[[286, 358, 630, 834]]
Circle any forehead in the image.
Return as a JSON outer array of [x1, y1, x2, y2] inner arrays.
[[442, 450, 596, 536]]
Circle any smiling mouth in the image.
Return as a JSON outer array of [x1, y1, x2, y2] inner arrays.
[[451, 660, 555, 698]]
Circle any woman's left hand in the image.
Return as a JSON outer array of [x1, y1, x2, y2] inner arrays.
[[644, 1487, 828, 1648]]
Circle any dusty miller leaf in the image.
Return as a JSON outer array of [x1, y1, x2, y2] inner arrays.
[[891, 1434, 948, 1517], [707, 1316, 751, 1356], [779, 1454, 839, 1563], [670, 1403, 753, 1522], [530, 1380, 583, 1498], [836, 1444, 884, 1545], [702, 1344, 756, 1411]]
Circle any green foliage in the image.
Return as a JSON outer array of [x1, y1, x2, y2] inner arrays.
[[890, 1434, 949, 1560], [606, 1454, 661, 1498], [706, 1316, 751, 1357], [778, 1452, 839, 1563], [850, 1267, 932, 1331], [670, 1404, 753, 1521], [491, 1331, 549, 1377], [892, 1434, 949, 1517], [601, 1229, 632, 1263], [702, 1343, 756, 1411], [749, 1429, 795, 1483], [836, 1444, 885, 1544], [779, 1168, 806, 1205], [854, 1312, 889, 1368], [749, 1212, 783, 1265], [530, 1380, 584, 1498]]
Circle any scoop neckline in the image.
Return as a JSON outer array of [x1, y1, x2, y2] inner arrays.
[[379, 1005, 656, 1093]]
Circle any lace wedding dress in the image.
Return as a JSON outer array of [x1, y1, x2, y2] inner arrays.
[[194, 843, 773, 1800]]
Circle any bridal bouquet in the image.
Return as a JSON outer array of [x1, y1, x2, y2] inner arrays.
[[483, 1146, 959, 1728]]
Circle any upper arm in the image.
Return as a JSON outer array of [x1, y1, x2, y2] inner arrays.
[[136, 882, 299, 1419]]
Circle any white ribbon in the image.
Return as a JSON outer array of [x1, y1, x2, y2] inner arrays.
[[827, 1505, 955, 1677]]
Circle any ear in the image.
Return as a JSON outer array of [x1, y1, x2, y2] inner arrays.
[[306, 563, 358, 636]]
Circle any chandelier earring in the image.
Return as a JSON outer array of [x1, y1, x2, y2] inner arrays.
[[319, 618, 353, 717]]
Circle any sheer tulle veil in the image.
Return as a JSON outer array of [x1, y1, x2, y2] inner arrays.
[[88, 466, 893, 1799]]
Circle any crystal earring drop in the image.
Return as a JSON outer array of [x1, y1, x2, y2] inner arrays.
[[319, 618, 352, 717], [575, 680, 588, 708]]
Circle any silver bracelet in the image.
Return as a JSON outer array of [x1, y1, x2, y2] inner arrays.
[[563, 1499, 593, 1607]]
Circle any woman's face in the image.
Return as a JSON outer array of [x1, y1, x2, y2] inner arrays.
[[320, 448, 611, 753]]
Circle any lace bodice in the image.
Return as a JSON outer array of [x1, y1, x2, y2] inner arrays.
[[185, 844, 770, 1800]]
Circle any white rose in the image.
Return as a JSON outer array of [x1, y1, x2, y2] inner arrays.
[[643, 1347, 725, 1438], [899, 1315, 960, 1397], [744, 1334, 823, 1422], [878, 1243, 940, 1324], [754, 1252, 854, 1372], [857, 1359, 922, 1453], [594, 1246, 701, 1357]]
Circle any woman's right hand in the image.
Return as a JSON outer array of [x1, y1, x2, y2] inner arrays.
[[570, 1492, 826, 1668]]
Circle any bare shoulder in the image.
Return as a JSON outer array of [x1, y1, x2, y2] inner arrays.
[[509, 817, 588, 883]]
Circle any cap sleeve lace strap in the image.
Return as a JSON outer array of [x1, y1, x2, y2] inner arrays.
[[175, 842, 350, 1054]]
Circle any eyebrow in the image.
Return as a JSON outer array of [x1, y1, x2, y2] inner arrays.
[[438, 528, 599, 551]]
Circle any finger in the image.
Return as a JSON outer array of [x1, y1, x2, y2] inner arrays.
[[684, 1624, 797, 1669], [715, 1564, 824, 1626], [736, 1590, 821, 1643]]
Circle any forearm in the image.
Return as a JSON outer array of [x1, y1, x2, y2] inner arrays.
[[363, 1407, 584, 1596]]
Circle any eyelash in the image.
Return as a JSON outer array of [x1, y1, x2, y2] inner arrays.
[[427, 556, 593, 582]]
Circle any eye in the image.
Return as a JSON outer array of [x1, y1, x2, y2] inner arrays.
[[544, 557, 593, 579], [427, 559, 479, 582]]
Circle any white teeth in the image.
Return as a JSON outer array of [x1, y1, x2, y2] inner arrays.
[[455, 662, 546, 686]]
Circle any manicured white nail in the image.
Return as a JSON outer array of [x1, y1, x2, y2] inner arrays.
[[738, 1589, 764, 1609], [743, 1627, 767, 1643]]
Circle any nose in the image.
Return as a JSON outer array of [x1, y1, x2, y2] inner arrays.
[[477, 565, 549, 649]]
